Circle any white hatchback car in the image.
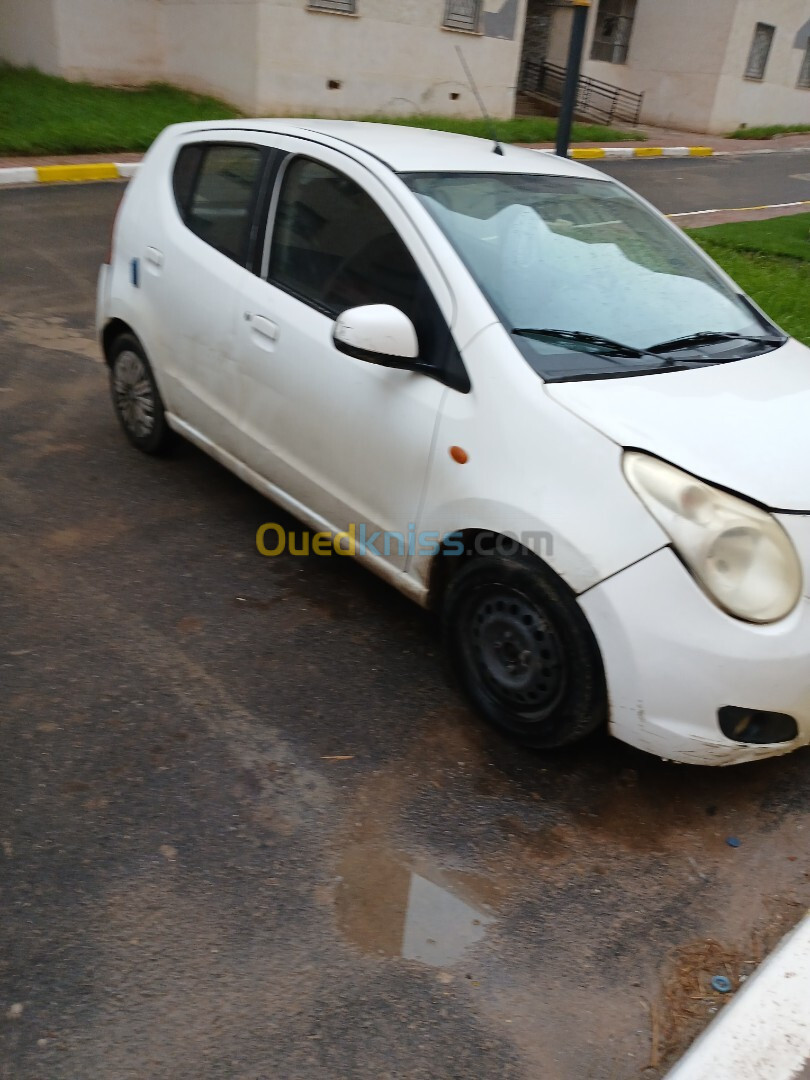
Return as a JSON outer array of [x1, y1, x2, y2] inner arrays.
[[97, 120, 810, 766]]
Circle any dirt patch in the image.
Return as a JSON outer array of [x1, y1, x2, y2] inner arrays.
[[40, 516, 131, 552], [176, 615, 206, 636], [651, 895, 809, 1073], [496, 816, 575, 866], [650, 938, 756, 1070], [0, 313, 100, 362]]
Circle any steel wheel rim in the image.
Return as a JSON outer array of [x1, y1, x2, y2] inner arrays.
[[113, 351, 155, 438], [465, 584, 567, 718]]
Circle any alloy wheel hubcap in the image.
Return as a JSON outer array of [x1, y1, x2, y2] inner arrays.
[[468, 588, 566, 715], [114, 351, 155, 438]]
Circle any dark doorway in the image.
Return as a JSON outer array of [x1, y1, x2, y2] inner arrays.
[[518, 0, 554, 92]]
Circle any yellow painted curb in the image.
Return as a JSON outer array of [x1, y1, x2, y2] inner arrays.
[[567, 146, 716, 161], [36, 163, 120, 183]]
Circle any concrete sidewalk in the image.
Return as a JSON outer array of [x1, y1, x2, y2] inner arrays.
[[0, 152, 144, 169]]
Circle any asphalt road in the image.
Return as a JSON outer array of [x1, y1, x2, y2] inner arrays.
[[598, 148, 810, 215], [1, 181, 809, 1080]]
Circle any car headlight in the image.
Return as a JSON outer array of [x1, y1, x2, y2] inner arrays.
[[623, 451, 803, 624]]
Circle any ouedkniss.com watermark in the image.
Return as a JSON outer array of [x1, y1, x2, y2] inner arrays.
[[256, 523, 553, 559]]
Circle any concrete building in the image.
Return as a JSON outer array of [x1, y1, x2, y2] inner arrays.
[[0, 0, 529, 119], [537, 0, 810, 133], [1, 0, 808, 132]]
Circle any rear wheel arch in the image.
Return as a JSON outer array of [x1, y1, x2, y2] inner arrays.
[[108, 331, 173, 455], [102, 318, 136, 366]]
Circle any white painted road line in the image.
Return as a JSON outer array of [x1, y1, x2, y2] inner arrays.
[[666, 912, 810, 1080], [668, 200, 810, 218]]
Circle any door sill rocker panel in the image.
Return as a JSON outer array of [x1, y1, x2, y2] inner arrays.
[[166, 413, 429, 607]]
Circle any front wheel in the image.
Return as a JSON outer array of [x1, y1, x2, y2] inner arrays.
[[109, 333, 172, 455], [442, 552, 607, 749]]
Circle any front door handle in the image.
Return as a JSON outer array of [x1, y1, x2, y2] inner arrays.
[[246, 314, 279, 343], [146, 246, 164, 268]]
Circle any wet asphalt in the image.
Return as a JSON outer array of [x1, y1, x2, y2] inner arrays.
[[1, 179, 809, 1080], [598, 149, 810, 214]]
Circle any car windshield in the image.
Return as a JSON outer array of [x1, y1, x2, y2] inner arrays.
[[402, 171, 782, 381]]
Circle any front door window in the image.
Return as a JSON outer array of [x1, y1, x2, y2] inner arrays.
[[268, 157, 422, 321]]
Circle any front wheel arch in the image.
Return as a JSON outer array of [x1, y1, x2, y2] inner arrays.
[[428, 528, 556, 611], [440, 547, 608, 749]]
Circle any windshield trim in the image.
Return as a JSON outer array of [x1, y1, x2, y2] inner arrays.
[[538, 343, 790, 384]]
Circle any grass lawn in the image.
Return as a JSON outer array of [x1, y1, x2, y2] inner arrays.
[[727, 124, 810, 140], [688, 213, 810, 346], [0, 66, 241, 155], [0, 64, 641, 155], [353, 114, 644, 144]]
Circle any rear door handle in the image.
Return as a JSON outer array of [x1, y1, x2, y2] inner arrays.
[[246, 314, 279, 342], [146, 246, 164, 268]]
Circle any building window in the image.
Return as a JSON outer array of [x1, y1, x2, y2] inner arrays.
[[590, 0, 636, 65], [442, 0, 483, 33], [744, 23, 775, 80], [798, 43, 810, 88], [307, 0, 356, 13]]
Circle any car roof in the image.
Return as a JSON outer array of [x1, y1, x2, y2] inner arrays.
[[170, 118, 607, 180]]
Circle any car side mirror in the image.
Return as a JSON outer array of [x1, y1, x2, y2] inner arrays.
[[333, 304, 419, 368]]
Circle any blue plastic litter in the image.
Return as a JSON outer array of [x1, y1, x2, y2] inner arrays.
[[726, 837, 741, 848], [711, 975, 732, 993]]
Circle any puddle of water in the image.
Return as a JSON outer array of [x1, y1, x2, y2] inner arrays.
[[400, 871, 494, 966], [336, 845, 496, 967]]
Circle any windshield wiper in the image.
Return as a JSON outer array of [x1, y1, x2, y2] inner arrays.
[[512, 327, 655, 360], [649, 331, 786, 354]]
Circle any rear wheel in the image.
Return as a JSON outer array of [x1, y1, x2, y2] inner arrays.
[[109, 333, 172, 454], [442, 552, 607, 749]]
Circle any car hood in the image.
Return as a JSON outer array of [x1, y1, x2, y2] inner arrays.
[[546, 339, 810, 512]]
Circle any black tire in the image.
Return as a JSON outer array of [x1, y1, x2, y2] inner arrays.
[[109, 333, 172, 454], [442, 551, 607, 749]]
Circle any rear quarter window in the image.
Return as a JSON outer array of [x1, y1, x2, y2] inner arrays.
[[172, 143, 265, 265], [172, 144, 203, 217]]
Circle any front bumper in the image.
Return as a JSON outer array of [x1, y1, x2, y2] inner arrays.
[[579, 527, 810, 766]]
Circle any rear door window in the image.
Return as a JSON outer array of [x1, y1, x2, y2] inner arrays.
[[173, 143, 265, 265]]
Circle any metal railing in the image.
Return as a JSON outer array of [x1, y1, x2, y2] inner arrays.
[[520, 59, 644, 126]]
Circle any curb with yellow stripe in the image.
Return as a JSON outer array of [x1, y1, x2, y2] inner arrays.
[[570, 146, 714, 160], [0, 147, 716, 187], [0, 162, 140, 186]]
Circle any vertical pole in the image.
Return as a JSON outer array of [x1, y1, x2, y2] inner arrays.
[[555, 0, 591, 158]]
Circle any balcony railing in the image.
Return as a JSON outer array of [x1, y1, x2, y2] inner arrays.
[[520, 59, 644, 126]]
